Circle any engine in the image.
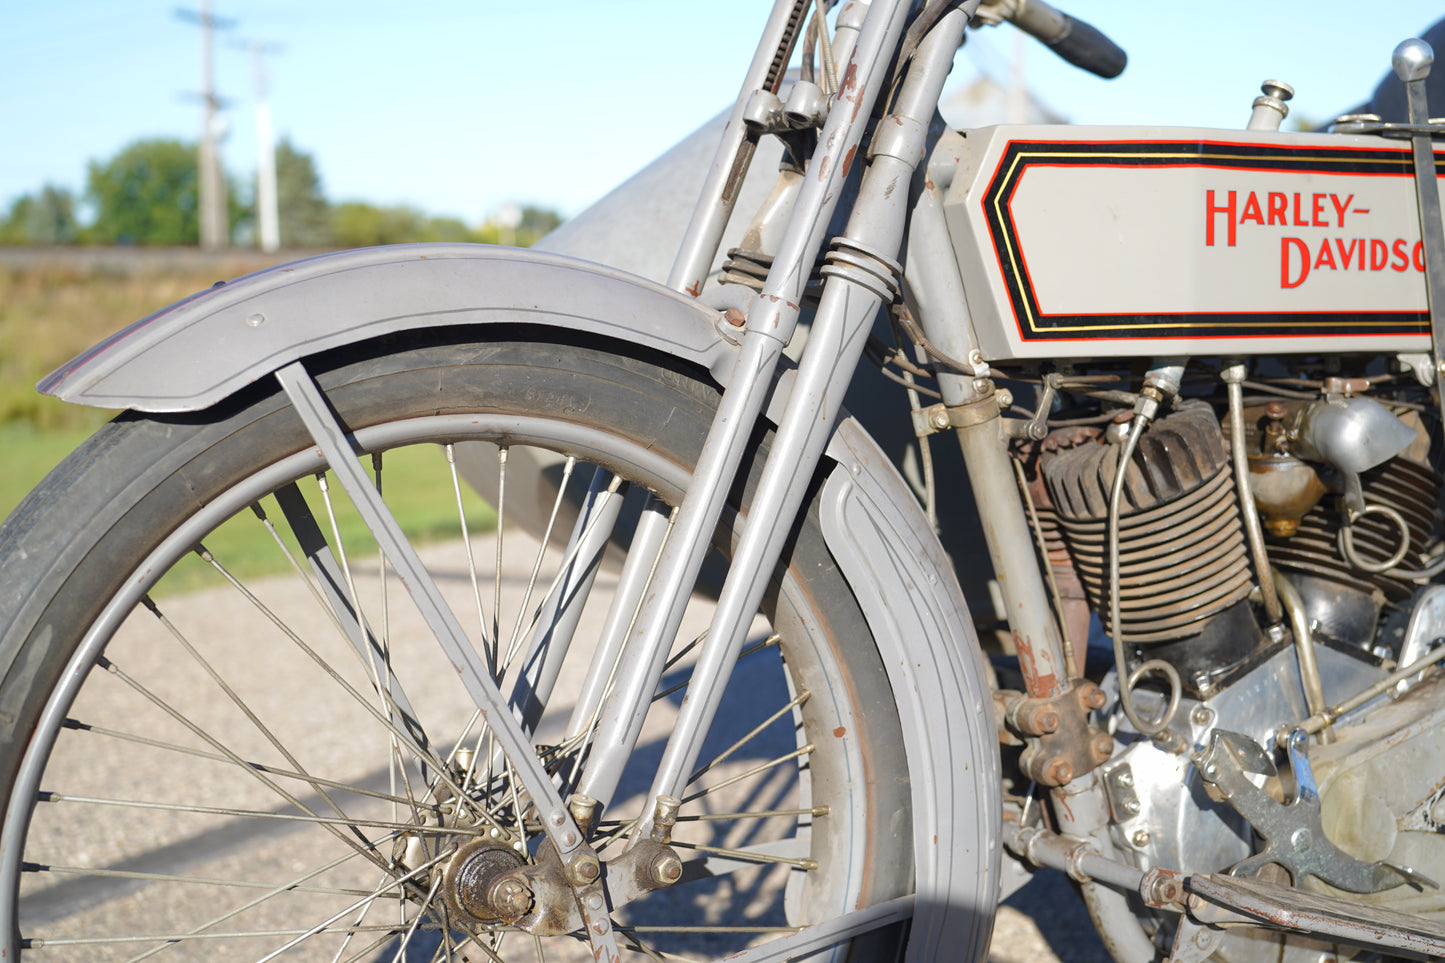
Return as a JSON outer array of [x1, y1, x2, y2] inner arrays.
[[1022, 378, 1441, 693], [1005, 362, 1445, 961]]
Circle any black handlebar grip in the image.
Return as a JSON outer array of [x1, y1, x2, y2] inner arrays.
[[1044, 12, 1128, 79]]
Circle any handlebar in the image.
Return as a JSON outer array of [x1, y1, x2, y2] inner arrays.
[[1006, 0, 1127, 79]]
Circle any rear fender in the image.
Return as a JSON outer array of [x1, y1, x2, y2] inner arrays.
[[39, 242, 999, 957]]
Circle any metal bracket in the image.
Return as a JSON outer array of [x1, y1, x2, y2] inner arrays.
[[911, 392, 1001, 437], [999, 681, 1113, 787], [1195, 728, 1431, 893]]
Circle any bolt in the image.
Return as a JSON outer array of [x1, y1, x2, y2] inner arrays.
[[1194, 927, 1217, 950], [569, 852, 601, 885], [1117, 770, 1135, 788], [929, 408, 951, 431], [1146, 874, 1180, 904], [1028, 705, 1061, 734], [1202, 763, 1218, 780], [548, 808, 567, 828], [650, 851, 684, 886], [1124, 799, 1141, 815], [245, 312, 266, 327], [1082, 684, 1107, 710], [1192, 705, 1214, 727], [723, 307, 746, 328], [1291, 828, 1313, 852], [1133, 829, 1152, 848], [488, 877, 534, 920], [972, 378, 993, 396], [1045, 757, 1074, 786], [1093, 733, 1115, 761]]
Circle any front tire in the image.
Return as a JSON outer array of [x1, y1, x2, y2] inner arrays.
[[0, 332, 918, 961]]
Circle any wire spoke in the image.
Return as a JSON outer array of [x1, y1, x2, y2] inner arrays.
[[85, 656, 407, 885], [501, 456, 576, 671], [687, 688, 809, 785], [170, 547, 500, 832], [25, 863, 369, 900], [62, 719, 440, 812], [36, 790, 486, 838], [446, 443, 498, 677], [143, 591, 363, 841], [679, 745, 814, 806]]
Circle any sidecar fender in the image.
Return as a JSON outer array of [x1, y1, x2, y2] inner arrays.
[[39, 244, 736, 412], [39, 242, 999, 956]]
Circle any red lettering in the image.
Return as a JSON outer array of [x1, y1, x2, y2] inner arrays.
[[1206, 190, 1237, 246], [1293, 193, 1310, 226], [1282, 237, 1310, 288], [1313, 238, 1338, 271], [1415, 240, 1427, 272], [1238, 192, 1263, 225], [1311, 193, 1328, 227], [1267, 192, 1287, 225], [1334, 237, 1359, 269], [1392, 238, 1410, 271], [1330, 193, 1354, 227], [1371, 238, 1390, 270]]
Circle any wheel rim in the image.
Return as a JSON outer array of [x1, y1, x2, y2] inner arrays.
[[2, 411, 884, 961]]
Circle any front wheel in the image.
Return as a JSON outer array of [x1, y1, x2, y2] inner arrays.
[[0, 332, 926, 961]]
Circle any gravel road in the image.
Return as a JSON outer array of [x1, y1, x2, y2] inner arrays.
[[15, 527, 1113, 962]]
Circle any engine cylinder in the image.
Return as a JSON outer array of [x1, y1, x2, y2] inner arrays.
[[1040, 402, 1255, 645]]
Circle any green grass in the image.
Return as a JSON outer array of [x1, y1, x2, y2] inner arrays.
[[1, 425, 497, 597], [0, 252, 498, 597]]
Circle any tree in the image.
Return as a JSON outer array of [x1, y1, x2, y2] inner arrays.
[[275, 139, 332, 248], [0, 185, 78, 245], [85, 139, 207, 245]]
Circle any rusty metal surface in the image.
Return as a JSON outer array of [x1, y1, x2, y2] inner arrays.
[[1187, 872, 1445, 961]]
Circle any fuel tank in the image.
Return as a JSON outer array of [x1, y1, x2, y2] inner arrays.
[[942, 125, 1442, 360]]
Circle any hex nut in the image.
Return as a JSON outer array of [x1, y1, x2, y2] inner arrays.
[[650, 852, 683, 886], [1028, 705, 1061, 734], [569, 853, 601, 884]]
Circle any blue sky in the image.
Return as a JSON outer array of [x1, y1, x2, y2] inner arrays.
[[5, 2, 1445, 225]]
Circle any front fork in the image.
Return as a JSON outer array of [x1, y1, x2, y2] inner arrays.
[[574, 0, 978, 825]]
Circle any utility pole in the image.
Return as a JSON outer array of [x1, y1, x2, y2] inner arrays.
[[245, 40, 284, 252], [177, 1, 234, 250]]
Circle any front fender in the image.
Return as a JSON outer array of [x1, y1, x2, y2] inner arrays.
[[40, 244, 735, 412], [39, 242, 999, 957]]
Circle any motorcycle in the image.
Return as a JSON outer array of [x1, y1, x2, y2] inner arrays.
[[6, 1, 1445, 960]]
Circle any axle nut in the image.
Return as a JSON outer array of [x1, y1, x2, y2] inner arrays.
[[488, 877, 535, 921]]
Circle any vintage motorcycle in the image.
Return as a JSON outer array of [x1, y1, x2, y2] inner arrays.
[[8, 1, 1445, 960]]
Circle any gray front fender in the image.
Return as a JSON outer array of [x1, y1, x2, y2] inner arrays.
[[40, 244, 735, 412], [39, 241, 999, 958]]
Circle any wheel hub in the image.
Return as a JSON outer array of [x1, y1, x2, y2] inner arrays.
[[442, 838, 529, 924]]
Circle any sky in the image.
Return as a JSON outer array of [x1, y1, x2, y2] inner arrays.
[[5, 2, 1445, 227]]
